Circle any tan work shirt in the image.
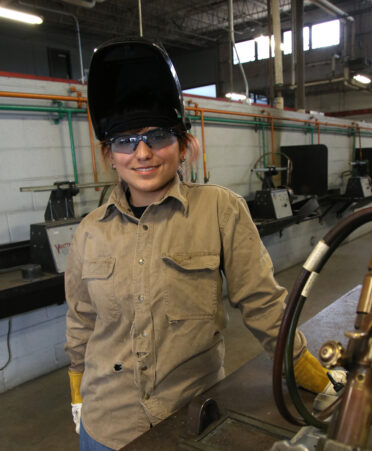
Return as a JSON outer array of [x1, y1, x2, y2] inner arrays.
[[65, 176, 305, 449]]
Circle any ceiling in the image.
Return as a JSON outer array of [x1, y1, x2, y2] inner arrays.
[[3, 0, 365, 53]]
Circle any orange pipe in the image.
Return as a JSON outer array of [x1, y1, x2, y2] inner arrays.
[[0, 90, 98, 185], [185, 105, 372, 132], [200, 111, 209, 183], [315, 120, 320, 144]]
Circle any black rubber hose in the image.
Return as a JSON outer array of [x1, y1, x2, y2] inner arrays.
[[273, 206, 372, 427]]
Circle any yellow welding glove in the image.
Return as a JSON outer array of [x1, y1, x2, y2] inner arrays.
[[68, 370, 83, 434], [293, 349, 332, 393], [69, 370, 83, 404]]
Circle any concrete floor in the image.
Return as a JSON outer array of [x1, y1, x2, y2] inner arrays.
[[1, 231, 371, 451]]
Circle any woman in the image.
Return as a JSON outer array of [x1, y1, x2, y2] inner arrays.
[[65, 38, 342, 451]]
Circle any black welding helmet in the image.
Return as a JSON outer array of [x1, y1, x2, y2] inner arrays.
[[88, 38, 190, 141]]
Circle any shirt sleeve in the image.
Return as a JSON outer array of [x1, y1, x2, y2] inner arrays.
[[220, 194, 306, 357], [64, 229, 96, 373]]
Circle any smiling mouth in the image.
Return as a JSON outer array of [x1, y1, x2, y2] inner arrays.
[[133, 166, 159, 173]]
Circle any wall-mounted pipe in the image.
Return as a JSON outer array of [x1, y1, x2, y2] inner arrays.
[[227, 0, 249, 101], [185, 104, 372, 181], [309, 0, 355, 60], [266, 0, 275, 106], [20, 1, 85, 83], [138, 0, 143, 37], [0, 103, 86, 183], [272, 0, 284, 109], [310, 0, 354, 22], [0, 90, 98, 185], [295, 0, 305, 110], [59, 0, 106, 8]]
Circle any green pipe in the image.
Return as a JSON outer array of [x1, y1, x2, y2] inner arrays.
[[0, 104, 86, 114], [0, 103, 86, 183], [66, 111, 78, 183], [190, 115, 372, 138]]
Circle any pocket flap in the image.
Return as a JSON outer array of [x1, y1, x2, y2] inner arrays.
[[162, 253, 220, 271], [82, 257, 115, 279]]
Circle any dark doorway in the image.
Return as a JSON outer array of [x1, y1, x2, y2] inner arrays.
[[47, 48, 72, 79]]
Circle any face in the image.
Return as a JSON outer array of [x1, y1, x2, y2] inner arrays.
[[108, 127, 186, 206]]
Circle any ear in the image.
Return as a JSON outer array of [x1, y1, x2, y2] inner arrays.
[[107, 148, 115, 166], [179, 146, 187, 162]]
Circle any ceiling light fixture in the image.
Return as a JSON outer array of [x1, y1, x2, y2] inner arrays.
[[0, 6, 43, 25], [353, 74, 371, 84], [225, 92, 247, 101]]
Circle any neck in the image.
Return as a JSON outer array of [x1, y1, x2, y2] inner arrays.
[[128, 182, 173, 207]]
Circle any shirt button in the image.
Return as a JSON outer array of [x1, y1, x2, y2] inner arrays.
[[144, 393, 150, 400], [138, 258, 145, 265], [138, 295, 144, 303], [142, 224, 148, 231]]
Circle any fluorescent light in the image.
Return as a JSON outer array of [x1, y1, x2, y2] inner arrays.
[[225, 92, 247, 101], [0, 7, 43, 25], [353, 74, 371, 84]]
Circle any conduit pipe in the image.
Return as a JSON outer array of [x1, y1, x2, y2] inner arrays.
[[60, 0, 106, 7], [266, 0, 275, 107], [310, 0, 354, 22], [0, 90, 98, 185], [185, 105, 372, 133], [185, 104, 372, 181], [20, 1, 85, 83], [295, 0, 305, 110], [0, 103, 86, 183], [138, 0, 143, 37], [272, 0, 284, 109], [228, 0, 249, 101]]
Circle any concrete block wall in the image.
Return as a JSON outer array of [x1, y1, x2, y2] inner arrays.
[[0, 76, 371, 393]]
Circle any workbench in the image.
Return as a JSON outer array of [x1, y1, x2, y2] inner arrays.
[[122, 286, 360, 450]]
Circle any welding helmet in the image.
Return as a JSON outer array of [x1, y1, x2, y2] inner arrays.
[[88, 38, 190, 141]]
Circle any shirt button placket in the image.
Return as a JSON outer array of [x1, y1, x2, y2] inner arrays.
[[138, 295, 144, 303]]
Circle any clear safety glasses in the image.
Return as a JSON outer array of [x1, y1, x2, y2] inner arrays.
[[107, 128, 179, 154]]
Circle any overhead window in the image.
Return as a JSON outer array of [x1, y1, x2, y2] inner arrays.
[[312, 19, 340, 49], [283, 27, 310, 55], [233, 39, 255, 64], [183, 84, 217, 98], [256, 35, 274, 60], [233, 19, 339, 64]]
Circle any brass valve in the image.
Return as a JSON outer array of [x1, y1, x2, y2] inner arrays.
[[319, 340, 344, 368]]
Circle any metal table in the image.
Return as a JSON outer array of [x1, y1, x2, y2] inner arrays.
[[122, 286, 360, 450]]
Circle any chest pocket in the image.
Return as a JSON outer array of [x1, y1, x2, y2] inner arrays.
[[161, 253, 220, 320], [82, 256, 119, 321]]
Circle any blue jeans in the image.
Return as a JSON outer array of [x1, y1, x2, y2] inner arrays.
[[80, 421, 115, 451]]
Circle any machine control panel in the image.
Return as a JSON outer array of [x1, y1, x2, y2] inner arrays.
[[254, 189, 293, 219], [271, 190, 293, 219], [30, 219, 80, 273]]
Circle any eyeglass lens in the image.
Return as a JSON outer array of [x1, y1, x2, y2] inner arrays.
[[111, 129, 177, 154]]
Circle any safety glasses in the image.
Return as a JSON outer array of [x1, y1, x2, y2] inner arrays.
[[107, 128, 179, 154]]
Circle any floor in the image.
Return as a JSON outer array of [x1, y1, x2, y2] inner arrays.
[[0, 231, 371, 451]]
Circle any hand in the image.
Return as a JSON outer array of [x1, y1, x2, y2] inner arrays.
[[71, 403, 82, 434], [293, 349, 346, 394]]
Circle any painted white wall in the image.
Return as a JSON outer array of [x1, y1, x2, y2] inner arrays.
[[0, 77, 371, 393]]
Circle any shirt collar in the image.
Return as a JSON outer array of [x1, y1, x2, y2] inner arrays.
[[99, 174, 188, 221]]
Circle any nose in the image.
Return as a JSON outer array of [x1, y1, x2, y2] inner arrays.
[[135, 140, 153, 159]]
